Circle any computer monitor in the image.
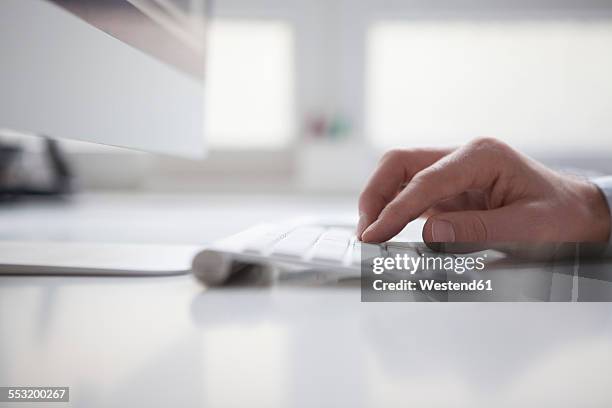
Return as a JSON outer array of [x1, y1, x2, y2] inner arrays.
[[0, 0, 208, 157]]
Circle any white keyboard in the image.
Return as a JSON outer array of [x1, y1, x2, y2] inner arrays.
[[192, 222, 437, 286]]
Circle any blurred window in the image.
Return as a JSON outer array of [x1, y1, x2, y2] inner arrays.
[[205, 19, 295, 149], [366, 20, 612, 154]]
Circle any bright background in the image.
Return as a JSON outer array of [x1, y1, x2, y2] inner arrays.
[[7, 0, 612, 192]]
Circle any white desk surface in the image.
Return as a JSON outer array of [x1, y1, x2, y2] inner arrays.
[[1, 193, 612, 408]]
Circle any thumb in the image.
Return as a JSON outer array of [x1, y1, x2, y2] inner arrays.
[[423, 208, 523, 244], [422, 207, 570, 257]]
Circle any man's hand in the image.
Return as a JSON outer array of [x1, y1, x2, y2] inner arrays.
[[357, 138, 611, 244]]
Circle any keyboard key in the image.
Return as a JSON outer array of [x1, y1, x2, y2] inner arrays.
[[320, 228, 353, 241], [243, 227, 291, 254], [270, 227, 325, 258], [416, 244, 456, 258], [386, 243, 419, 257], [311, 236, 350, 262], [352, 241, 385, 266]]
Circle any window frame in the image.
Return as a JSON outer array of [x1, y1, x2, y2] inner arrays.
[[151, 0, 332, 180]]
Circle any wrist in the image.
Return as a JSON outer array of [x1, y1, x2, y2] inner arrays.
[[581, 181, 611, 242]]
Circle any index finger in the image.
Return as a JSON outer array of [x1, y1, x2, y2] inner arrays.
[[357, 147, 451, 238]]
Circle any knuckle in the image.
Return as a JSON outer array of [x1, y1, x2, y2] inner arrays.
[[411, 168, 434, 186], [466, 137, 518, 169], [379, 148, 406, 165], [469, 136, 503, 149], [411, 168, 453, 196], [468, 137, 512, 156]]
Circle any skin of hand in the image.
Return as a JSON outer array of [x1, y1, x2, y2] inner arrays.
[[357, 137, 611, 245]]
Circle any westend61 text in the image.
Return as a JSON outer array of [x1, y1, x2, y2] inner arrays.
[[372, 279, 493, 292]]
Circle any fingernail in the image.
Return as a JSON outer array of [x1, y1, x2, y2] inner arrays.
[[432, 220, 456, 242], [361, 220, 380, 242]]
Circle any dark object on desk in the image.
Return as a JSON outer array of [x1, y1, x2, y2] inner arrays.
[[0, 138, 73, 201]]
